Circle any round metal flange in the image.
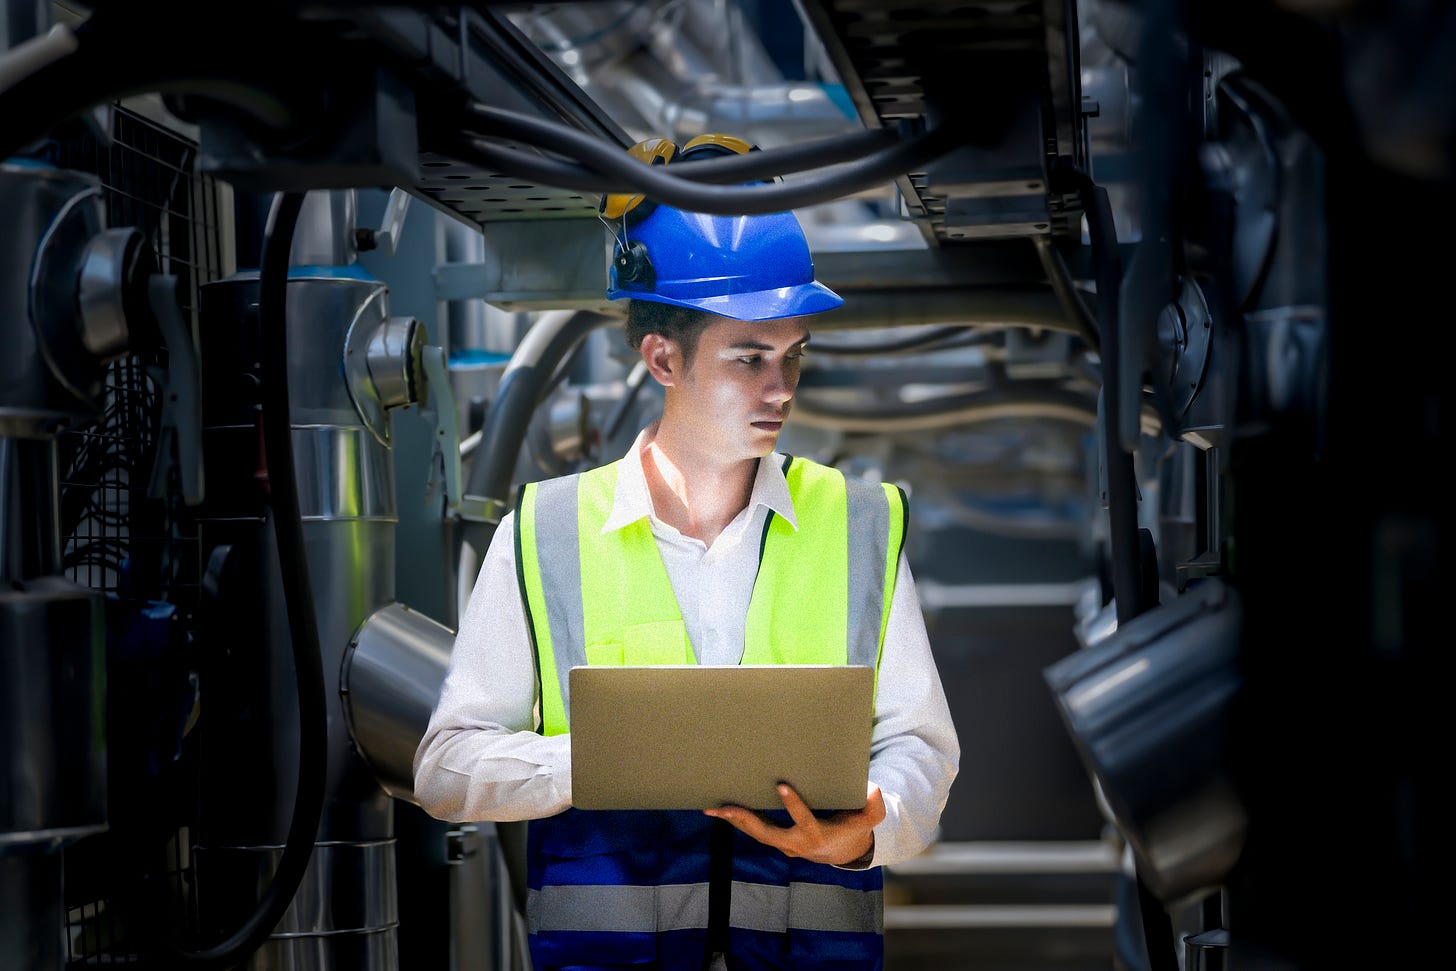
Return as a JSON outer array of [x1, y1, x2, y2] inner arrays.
[[1157, 276, 1213, 420], [342, 286, 392, 446], [29, 184, 105, 408]]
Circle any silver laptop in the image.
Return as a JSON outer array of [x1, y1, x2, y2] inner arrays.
[[569, 665, 874, 811]]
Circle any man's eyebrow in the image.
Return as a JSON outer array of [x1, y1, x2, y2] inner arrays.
[[726, 334, 811, 351]]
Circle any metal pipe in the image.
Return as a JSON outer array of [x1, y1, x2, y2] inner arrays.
[[812, 286, 1074, 332], [192, 189, 436, 969], [0, 162, 111, 971], [342, 601, 455, 804], [790, 386, 1111, 435], [461, 309, 614, 527]]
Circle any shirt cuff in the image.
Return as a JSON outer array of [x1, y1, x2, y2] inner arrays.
[[835, 834, 876, 870]]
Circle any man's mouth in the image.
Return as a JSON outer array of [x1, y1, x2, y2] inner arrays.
[[751, 417, 784, 431]]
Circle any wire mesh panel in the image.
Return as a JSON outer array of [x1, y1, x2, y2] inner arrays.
[[49, 102, 226, 968], [55, 105, 225, 605]]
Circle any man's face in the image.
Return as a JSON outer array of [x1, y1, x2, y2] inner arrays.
[[669, 315, 810, 462]]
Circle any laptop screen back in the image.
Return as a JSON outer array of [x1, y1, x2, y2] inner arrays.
[[569, 664, 874, 811]]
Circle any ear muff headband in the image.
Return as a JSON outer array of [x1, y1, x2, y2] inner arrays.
[[600, 137, 677, 221], [599, 133, 761, 224]]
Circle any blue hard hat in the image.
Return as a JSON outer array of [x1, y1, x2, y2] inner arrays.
[[606, 204, 843, 321]]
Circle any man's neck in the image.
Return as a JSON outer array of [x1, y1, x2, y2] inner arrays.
[[639, 429, 759, 546]]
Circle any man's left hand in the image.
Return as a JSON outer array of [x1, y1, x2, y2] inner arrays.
[[704, 782, 885, 866]]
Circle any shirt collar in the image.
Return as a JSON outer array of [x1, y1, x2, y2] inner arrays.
[[602, 427, 799, 534]]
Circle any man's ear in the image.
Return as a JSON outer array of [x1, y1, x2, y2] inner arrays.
[[640, 333, 679, 387]]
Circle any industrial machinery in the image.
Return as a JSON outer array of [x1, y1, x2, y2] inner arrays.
[[0, 1, 1443, 969]]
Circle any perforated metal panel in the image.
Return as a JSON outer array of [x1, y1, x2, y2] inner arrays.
[[418, 150, 599, 223]]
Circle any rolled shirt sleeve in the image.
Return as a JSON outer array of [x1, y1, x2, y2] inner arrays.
[[413, 511, 574, 822]]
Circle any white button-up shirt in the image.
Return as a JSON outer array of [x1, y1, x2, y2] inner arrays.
[[414, 433, 960, 868]]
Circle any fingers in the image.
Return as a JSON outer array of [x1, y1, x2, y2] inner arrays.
[[775, 783, 817, 828], [704, 784, 881, 866], [864, 784, 886, 826], [703, 804, 786, 849]]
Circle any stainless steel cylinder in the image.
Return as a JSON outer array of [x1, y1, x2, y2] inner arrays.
[[1, 161, 112, 971], [0, 163, 106, 439], [342, 602, 454, 803], [194, 265, 413, 969], [1044, 578, 1247, 907], [0, 575, 107, 846], [193, 839, 399, 967], [0, 438, 60, 581]]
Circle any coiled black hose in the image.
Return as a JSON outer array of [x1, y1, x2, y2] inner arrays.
[[169, 190, 328, 968]]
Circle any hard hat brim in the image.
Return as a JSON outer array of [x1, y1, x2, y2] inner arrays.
[[608, 280, 843, 321]]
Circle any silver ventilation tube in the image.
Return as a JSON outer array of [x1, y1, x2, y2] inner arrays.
[[193, 188, 455, 969], [1043, 577, 1247, 907], [510, 0, 858, 147]]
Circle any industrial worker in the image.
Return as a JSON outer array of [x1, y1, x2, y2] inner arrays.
[[414, 134, 960, 970]]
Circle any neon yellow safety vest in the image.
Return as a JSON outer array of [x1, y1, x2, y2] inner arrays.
[[515, 455, 907, 735]]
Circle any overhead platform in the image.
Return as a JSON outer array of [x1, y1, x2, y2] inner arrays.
[[235, 2, 1093, 301]]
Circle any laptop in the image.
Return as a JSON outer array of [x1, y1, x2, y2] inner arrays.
[[569, 665, 874, 811]]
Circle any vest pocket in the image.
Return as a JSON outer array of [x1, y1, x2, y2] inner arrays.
[[583, 621, 690, 668], [623, 619, 691, 665], [585, 641, 623, 666]]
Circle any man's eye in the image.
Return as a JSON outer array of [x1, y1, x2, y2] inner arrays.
[[787, 350, 806, 361], [738, 355, 761, 365]]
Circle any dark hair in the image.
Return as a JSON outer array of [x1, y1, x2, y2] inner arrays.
[[624, 300, 714, 364]]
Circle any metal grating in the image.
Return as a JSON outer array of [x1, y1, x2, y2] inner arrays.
[[49, 103, 226, 967], [53, 105, 226, 607], [417, 149, 600, 224]]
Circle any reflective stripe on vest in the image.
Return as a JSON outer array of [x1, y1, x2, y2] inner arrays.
[[515, 455, 907, 735]]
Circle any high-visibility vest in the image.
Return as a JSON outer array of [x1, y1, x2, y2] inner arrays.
[[514, 454, 906, 969]]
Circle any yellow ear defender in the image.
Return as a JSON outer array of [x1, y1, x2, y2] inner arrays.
[[598, 134, 760, 224]]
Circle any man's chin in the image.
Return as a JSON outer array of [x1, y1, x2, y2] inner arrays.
[[744, 438, 780, 459]]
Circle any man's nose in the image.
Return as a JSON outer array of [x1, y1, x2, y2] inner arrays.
[[764, 364, 795, 402]]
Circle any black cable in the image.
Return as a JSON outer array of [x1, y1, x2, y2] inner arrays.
[[458, 101, 900, 184], [165, 190, 328, 969], [540, 332, 591, 401], [447, 119, 965, 215]]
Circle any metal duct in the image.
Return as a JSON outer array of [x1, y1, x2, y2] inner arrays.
[[0, 163, 119, 971], [342, 601, 455, 804], [812, 286, 1072, 332], [1043, 577, 1247, 907], [193, 189, 438, 969], [512, 0, 858, 146]]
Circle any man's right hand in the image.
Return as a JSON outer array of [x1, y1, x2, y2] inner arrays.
[[703, 782, 884, 866]]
